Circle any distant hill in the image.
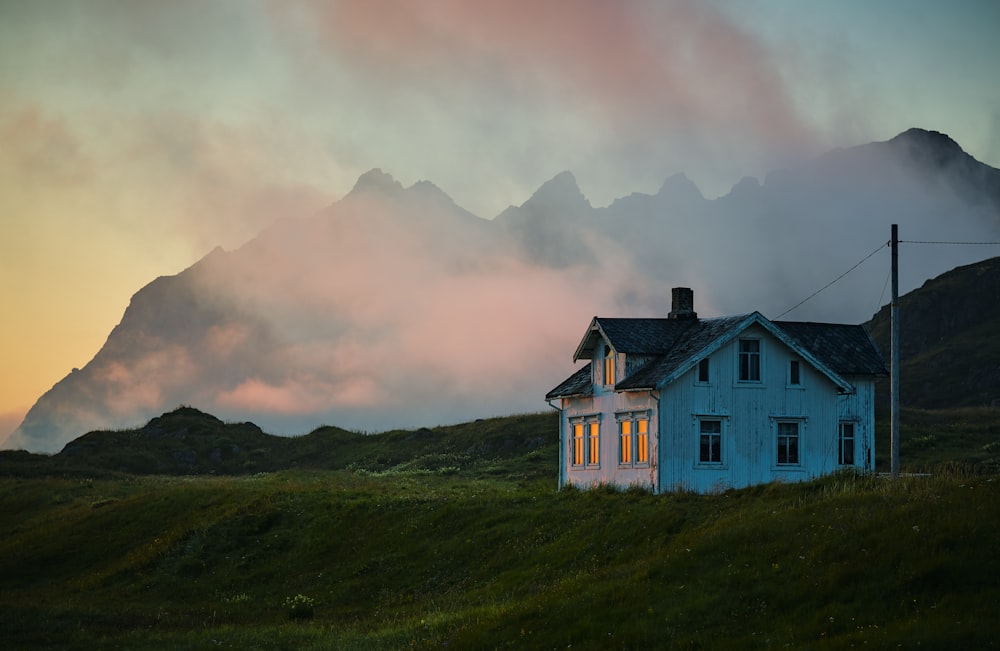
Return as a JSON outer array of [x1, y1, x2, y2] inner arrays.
[[0, 406, 557, 478], [7, 128, 1000, 453], [868, 256, 1000, 408]]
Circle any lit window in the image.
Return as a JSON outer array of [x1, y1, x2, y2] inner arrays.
[[699, 419, 722, 464], [697, 358, 710, 383], [588, 422, 600, 465], [839, 422, 855, 465], [619, 420, 632, 464], [789, 360, 801, 385], [617, 414, 650, 467], [777, 422, 800, 465], [572, 423, 585, 466], [636, 418, 649, 464], [603, 345, 615, 386], [738, 339, 761, 382]]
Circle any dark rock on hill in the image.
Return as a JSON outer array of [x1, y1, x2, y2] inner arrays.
[[868, 256, 1000, 408]]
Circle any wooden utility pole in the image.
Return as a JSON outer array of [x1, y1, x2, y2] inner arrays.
[[890, 224, 900, 478]]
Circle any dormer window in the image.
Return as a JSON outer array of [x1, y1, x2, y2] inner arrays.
[[603, 345, 615, 386]]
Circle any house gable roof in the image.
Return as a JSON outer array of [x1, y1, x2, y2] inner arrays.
[[548, 311, 887, 399], [545, 365, 593, 400], [572, 316, 696, 361]]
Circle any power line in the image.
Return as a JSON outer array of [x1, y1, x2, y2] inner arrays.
[[900, 239, 1000, 245], [773, 241, 888, 320]]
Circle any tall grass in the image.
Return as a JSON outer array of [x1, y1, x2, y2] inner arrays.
[[1, 467, 997, 649]]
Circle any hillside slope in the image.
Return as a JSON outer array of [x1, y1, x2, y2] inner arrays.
[[868, 256, 1000, 408], [1, 467, 997, 649]]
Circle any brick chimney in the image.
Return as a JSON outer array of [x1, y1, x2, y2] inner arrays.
[[668, 287, 697, 320]]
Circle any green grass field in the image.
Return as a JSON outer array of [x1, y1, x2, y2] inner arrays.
[[1, 407, 998, 649]]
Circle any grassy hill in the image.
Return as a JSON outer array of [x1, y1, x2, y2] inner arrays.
[[868, 255, 1000, 409], [2, 407, 999, 649]]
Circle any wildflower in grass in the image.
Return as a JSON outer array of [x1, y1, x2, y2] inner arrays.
[[284, 594, 315, 620]]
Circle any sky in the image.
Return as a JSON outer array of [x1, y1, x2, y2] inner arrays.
[[2, 0, 999, 439]]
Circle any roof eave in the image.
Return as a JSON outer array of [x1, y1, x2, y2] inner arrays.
[[572, 317, 603, 362]]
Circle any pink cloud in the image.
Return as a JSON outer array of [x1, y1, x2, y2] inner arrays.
[[273, 0, 816, 150]]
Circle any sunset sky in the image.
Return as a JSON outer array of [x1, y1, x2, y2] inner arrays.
[[2, 0, 999, 438]]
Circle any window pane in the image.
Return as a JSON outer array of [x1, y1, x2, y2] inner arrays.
[[620, 420, 631, 464], [790, 360, 800, 385], [698, 358, 709, 383], [738, 339, 761, 381], [699, 420, 721, 463], [777, 422, 799, 464], [573, 423, 584, 466], [604, 346, 615, 386], [839, 423, 855, 465], [589, 422, 600, 464], [637, 419, 648, 463]]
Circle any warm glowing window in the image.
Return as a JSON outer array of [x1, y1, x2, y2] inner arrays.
[[572, 423, 585, 466], [738, 339, 761, 382], [603, 345, 615, 386], [699, 419, 722, 464], [777, 421, 800, 465], [619, 420, 632, 464], [588, 422, 600, 465], [618, 414, 650, 467], [636, 418, 649, 463], [839, 422, 855, 465]]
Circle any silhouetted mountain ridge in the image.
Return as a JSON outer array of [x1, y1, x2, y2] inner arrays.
[[6, 128, 1000, 452]]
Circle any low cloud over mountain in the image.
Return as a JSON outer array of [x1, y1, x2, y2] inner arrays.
[[7, 129, 1000, 452]]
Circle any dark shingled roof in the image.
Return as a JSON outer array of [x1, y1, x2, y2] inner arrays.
[[545, 365, 593, 400], [548, 313, 887, 398], [616, 315, 751, 390], [773, 321, 887, 376]]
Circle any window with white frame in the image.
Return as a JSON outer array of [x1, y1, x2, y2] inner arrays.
[[588, 421, 600, 465], [738, 339, 761, 382], [570, 417, 601, 468], [617, 413, 650, 467], [571, 422, 585, 467], [698, 419, 723, 464], [619, 419, 632, 464], [603, 345, 615, 386], [838, 422, 855, 465], [776, 421, 800, 465]]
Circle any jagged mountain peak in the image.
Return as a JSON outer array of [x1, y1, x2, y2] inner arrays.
[[348, 168, 405, 197], [657, 172, 704, 201], [523, 171, 591, 210]]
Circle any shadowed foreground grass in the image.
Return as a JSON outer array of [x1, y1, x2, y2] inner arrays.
[[2, 407, 998, 649], [2, 468, 997, 649]]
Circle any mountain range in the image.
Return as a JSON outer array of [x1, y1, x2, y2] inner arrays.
[[6, 128, 1000, 453]]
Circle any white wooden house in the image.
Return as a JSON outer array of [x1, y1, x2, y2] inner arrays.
[[546, 288, 887, 493]]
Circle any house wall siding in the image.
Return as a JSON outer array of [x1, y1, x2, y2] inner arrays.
[[658, 325, 854, 493], [559, 366, 657, 491]]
